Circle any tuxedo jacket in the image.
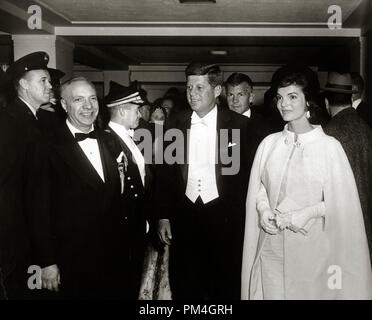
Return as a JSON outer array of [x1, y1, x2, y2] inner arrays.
[[245, 108, 272, 148], [154, 106, 254, 223], [47, 123, 136, 298], [0, 97, 49, 281]]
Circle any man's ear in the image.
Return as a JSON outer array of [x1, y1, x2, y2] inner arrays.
[[324, 98, 330, 114], [214, 85, 222, 98], [119, 107, 126, 117], [19, 78, 29, 91], [60, 98, 67, 112], [249, 92, 255, 104]]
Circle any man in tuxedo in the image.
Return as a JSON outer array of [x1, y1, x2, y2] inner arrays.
[[351, 72, 372, 128], [0, 52, 52, 299], [225, 72, 271, 147], [155, 63, 253, 299], [42, 77, 139, 299], [103, 81, 151, 295]]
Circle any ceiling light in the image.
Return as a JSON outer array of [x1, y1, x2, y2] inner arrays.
[[210, 50, 228, 56]]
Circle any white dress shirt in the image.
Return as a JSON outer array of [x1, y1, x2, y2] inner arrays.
[[66, 120, 105, 182], [109, 121, 145, 186], [18, 96, 38, 119], [242, 108, 251, 118], [185, 105, 219, 204], [352, 98, 362, 110]]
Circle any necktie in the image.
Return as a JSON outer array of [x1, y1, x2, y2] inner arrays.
[[75, 131, 98, 142]]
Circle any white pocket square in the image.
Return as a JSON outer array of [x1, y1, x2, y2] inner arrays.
[[228, 142, 237, 147]]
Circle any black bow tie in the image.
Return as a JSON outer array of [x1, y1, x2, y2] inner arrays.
[[75, 131, 98, 142]]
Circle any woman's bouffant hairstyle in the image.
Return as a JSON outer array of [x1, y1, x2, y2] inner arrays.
[[271, 64, 324, 124], [272, 65, 320, 104]]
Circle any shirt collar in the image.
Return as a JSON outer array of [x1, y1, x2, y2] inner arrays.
[[191, 105, 217, 126], [242, 109, 251, 118], [66, 119, 94, 136], [352, 98, 362, 110], [18, 96, 37, 118], [109, 121, 134, 138]]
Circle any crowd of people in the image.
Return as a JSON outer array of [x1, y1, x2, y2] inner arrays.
[[0, 51, 371, 300]]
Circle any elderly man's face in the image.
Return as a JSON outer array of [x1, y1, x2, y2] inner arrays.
[[61, 80, 99, 132], [21, 69, 52, 107], [226, 82, 253, 114], [187, 75, 221, 118]]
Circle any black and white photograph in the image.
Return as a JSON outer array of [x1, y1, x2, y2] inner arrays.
[[0, 0, 372, 315]]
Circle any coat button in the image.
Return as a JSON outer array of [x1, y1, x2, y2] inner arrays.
[[130, 185, 134, 189], [128, 177, 131, 180], [134, 194, 138, 197]]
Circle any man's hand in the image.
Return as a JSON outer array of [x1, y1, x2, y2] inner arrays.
[[41, 264, 60, 292], [157, 219, 172, 245]]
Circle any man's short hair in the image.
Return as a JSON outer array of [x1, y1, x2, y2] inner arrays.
[[324, 91, 352, 107], [351, 72, 364, 93], [185, 63, 223, 87], [60, 76, 95, 99], [225, 72, 253, 89]]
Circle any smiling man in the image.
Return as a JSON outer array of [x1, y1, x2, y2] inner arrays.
[[154, 63, 253, 300], [42, 77, 137, 299]]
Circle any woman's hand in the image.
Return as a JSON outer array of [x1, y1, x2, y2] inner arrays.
[[279, 202, 325, 233], [260, 209, 279, 235]]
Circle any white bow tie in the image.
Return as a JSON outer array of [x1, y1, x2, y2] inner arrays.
[[191, 116, 208, 126]]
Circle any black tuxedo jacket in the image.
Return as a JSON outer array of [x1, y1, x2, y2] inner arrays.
[[154, 106, 254, 220], [47, 123, 136, 298], [0, 98, 49, 285], [153, 106, 257, 299]]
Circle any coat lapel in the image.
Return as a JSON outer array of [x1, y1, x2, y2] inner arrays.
[[54, 124, 105, 191], [178, 113, 191, 186], [216, 106, 233, 186]]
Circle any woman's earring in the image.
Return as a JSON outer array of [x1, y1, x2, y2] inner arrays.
[[306, 110, 310, 119]]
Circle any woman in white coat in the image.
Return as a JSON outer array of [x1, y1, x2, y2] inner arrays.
[[241, 65, 372, 300]]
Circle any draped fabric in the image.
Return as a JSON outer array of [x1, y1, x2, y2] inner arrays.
[[139, 240, 172, 300], [242, 125, 372, 300]]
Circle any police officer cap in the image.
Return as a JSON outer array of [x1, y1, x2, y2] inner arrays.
[[7, 51, 49, 80]]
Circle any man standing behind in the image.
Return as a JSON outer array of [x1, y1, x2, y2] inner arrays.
[[351, 72, 372, 128], [0, 52, 52, 299], [103, 81, 150, 297], [155, 63, 252, 299], [324, 71, 372, 260], [43, 77, 137, 298], [225, 72, 271, 147]]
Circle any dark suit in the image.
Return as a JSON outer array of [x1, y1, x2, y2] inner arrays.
[[356, 100, 372, 128], [154, 106, 255, 299], [103, 125, 152, 295], [0, 97, 50, 299], [324, 107, 372, 261], [244, 108, 272, 149], [47, 123, 137, 299]]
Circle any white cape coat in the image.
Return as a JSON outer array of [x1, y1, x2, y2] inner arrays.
[[241, 125, 372, 300]]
